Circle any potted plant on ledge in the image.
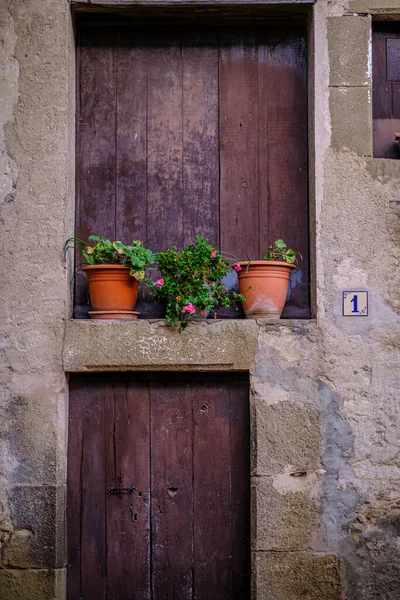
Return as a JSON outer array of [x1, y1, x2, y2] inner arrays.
[[64, 236, 156, 319], [234, 239, 301, 319], [147, 236, 245, 331]]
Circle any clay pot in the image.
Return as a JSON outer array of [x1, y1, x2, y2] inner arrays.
[[237, 261, 295, 319], [83, 265, 139, 315]]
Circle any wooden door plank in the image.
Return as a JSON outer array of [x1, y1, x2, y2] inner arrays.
[[75, 28, 117, 317], [150, 381, 194, 599], [67, 380, 87, 600], [229, 379, 251, 599], [193, 381, 232, 600], [263, 28, 309, 318], [182, 32, 219, 247], [116, 31, 148, 244], [105, 381, 151, 600], [219, 30, 259, 260], [80, 381, 107, 600], [147, 32, 184, 252]]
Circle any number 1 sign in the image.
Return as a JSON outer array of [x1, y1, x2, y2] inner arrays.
[[342, 291, 368, 316]]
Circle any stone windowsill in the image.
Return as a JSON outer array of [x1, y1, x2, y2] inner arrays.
[[63, 318, 317, 373]]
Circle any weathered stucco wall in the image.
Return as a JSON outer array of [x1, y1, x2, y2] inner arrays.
[[1, 0, 400, 598]]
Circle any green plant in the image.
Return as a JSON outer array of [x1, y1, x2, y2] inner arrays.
[[148, 237, 245, 331], [63, 235, 156, 279], [262, 239, 301, 264]]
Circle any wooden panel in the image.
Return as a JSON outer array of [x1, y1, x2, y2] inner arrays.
[[75, 28, 117, 317], [67, 381, 86, 600], [68, 372, 250, 600], [182, 32, 219, 247], [219, 31, 259, 260], [116, 31, 148, 244], [386, 38, 400, 82], [147, 33, 184, 252], [73, 382, 107, 600], [150, 381, 194, 599], [373, 118, 400, 159], [193, 382, 232, 599], [76, 24, 310, 318], [373, 27, 392, 119], [263, 28, 309, 317], [229, 379, 251, 598], [105, 382, 151, 600]]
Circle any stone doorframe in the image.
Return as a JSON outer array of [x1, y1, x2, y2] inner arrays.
[[62, 2, 344, 598]]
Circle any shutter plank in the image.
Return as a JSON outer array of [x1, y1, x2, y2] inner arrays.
[[264, 28, 309, 318], [76, 28, 117, 317], [182, 32, 219, 247], [147, 33, 184, 252], [219, 30, 259, 260], [116, 31, 148, 244]]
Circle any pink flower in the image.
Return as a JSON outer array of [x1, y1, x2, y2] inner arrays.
[[233, 263, 242, 272], [211, 252, 216, 259], [182, 302, 196, 315], [156, 278, 164, 287]]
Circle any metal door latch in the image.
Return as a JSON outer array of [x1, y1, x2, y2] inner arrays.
[[108, 487, 138, 494]]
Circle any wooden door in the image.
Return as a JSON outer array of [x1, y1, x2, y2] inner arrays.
[[75, 23, 309, 319], [67, 373, 250, 600]]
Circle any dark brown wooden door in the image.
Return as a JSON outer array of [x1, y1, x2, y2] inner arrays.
[[75, 23, 309, 319], [67, 373, 250, 600]]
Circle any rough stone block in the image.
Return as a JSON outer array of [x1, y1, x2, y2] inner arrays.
[[252, 551, 343, 600], [4, 485, 66, 569], [330, 87, 372, 155], [254, 401, 321, 476], [328, 17, 371, 87], [63, 319, 258, 371], [0, 569, 65, 600], [348, 0, 400, 13], [252, 477, 319, 551]]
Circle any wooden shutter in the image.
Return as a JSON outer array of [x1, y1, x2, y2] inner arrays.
[[76, 24, 309, 318]]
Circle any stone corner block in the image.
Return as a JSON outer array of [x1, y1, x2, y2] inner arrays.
[[252, 551, 343, 600], [328, 17, 371, 87], [4, 485, 66, 569], [330, 87, 372, 156], [0, 569, 65, 600], [254, 401, 321, 476], [251, 477, 319, 551], [348, 0, 400, 13]]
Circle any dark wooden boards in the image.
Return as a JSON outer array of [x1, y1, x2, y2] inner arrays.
[[67, 372, 250, 600], [76, 24, 309, 318], [373, 22, 400, 158]]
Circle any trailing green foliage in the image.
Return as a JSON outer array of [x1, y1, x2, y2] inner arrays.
[[263, 239, 302, 264], [63, 236, 156, 279], [147, 237, 245, 331]]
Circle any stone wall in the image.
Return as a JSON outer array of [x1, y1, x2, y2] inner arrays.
[[1, 0, 400, 598]]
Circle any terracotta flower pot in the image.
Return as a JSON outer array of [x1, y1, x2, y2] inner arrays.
[[83, 265, 139, 314], [237, 261, 295, 319]]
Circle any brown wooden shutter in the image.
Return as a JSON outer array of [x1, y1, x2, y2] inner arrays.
[[75, 23, 309, 318]]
